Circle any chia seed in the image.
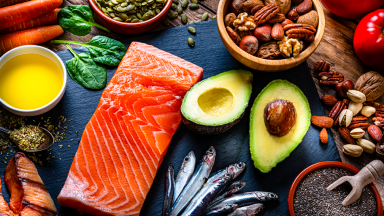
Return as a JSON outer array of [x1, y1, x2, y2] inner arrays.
[[294, 167, 377, 216]]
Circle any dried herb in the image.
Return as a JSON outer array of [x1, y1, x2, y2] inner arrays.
[[0, 109, 25, 129], [0, 134, 11, 154], [9, 125, 46, 151]]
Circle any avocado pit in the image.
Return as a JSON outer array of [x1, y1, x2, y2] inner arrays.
[[264, 99, 296, 137], [198, 88, 234, 117]]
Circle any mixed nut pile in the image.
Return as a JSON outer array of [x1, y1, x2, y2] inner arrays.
[[224, 0, 319, 59], [311, 63, 384, 158]]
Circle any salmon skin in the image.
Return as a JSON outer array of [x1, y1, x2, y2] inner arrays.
[[58, 42, 203, 216]]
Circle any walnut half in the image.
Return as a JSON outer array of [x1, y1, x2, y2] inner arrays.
[[233, 12, 256, 31], [277, 36, 303, 57]]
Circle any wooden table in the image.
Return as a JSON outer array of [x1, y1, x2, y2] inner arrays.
[[50, 0, 384, 208]]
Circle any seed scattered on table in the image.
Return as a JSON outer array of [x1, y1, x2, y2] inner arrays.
[[188, 3, 199, 9], [188, 37, 195, 47], [294, 167, 377, 216], [171, 3, 176, 10], [191, 0, 198, 3], [162, 19, 170, 25], [188, 26, 196, 34], [177, 3, 183, 14], [181, 0, 188, 8], [181, 14, 187, 24], [212, 15, 216, 19], [201, 12, 208, 21]]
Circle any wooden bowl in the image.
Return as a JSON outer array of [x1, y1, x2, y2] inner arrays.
[[216, 0, 325, 72], [287, 161, 383, 216], [89, 0, 172, 34]]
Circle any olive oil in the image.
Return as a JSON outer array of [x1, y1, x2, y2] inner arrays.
[[0, 53, 63, 110]]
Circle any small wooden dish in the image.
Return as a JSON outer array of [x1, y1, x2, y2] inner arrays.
[[287, 161, 383, 216], [216, 0, 325, 72]]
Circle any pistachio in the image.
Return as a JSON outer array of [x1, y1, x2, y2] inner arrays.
[[348, 101, 363, 116], [188, 26, 196, 34], [343, 144, 363, 157], [356, 139, 375, 154], [339, 109, 353, 127], [201, 12, 208, 21], [361, 106, 376, 117], [350, 128, 365, 139], [347, 90, 366, 103], [188, 37, 195, 47], [181, 14, 188, 24], [189, 3, 199, 9]]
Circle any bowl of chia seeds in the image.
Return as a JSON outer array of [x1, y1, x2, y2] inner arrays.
[[288, 161, 383, 216]]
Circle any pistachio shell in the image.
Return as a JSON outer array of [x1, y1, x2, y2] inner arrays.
[[347, 90, 366, 103], [361, 106, 376, 117], [350, 128, 365, 139], [356, 139, 375, 154], [339, 109, 353, 127], [348, 101, 363, 116], [343, 144, 363, 157]]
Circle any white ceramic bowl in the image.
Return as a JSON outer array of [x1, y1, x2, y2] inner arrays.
[[0, 45, 67, 116]]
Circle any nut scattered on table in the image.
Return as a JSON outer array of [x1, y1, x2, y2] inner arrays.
[[355, 71, 384, 101], [350, 128, 365, 139], [339, 127, 355, 144], [348, 116, 369, 130], [339, 109, 353, 127], [368, 125, 382, 142], [311, 116, 334, 128], [347, 90, 366, 103], [314, 61, 330, 73], [329, 101, 347, 126], [361, 106, 376, 117], [335, 80, 354, 98], [319, 72, 344, 85], [321, 94, 337, 107], [343, 144, 363, 157], [348, 101, 363, 116], [320, 128, 328, 144], [356, 139, 375, 154]]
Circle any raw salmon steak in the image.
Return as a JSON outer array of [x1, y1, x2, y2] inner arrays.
[[58, 42, 203, 216]]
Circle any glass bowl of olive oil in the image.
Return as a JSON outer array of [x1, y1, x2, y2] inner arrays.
[[0, 45, 67, 116]]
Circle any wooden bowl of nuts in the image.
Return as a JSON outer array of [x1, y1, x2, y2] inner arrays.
[[217, 0, 325, 72], [89, 0, 172, 34]]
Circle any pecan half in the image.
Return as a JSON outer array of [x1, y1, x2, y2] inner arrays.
[[283, 23, 316, 38], [318, 72, 344, 85], [373, 117, 384, 129], [314, 61, 330, 73], [347, 116, 369, 130], [254, 4, 279, 25], [364, 101, 384, 110], [329, 101, 347, 126], [376, 107, 384, 118]]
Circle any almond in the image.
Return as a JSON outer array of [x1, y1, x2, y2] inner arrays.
[[296, 0, 312, 15], [368, 125, 382, 142], [321, 94, 337, 107], [297, 10, 319, 28], [271, 23, 284, 41], [311, 116, 334, 128], [320, 128, 328, 144], [339, 127, 355, 144]]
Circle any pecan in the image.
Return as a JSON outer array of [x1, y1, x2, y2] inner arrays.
[[376, 107, 384, 118], [266, 13, 285, 24], [254, 4, 279, 25], [329, 101, 347, 126], [251, 5, 264, 15], [364, 101, 384, 110], [304, 35, 315, 42], [314, 61, 330, 73], [318, 72, 344, 85], [343, 99, 350, 106], [373, 117, 384, 129], [283, 23, 316, 38], [347, 116, 369, 130]]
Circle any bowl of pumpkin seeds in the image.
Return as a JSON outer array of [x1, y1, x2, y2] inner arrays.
[[90, 0, 172, 34]]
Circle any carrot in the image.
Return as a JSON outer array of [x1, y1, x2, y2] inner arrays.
[[0, 8, 60, 34], [0, 25, 64, 56], [0, 0, 62, 31]]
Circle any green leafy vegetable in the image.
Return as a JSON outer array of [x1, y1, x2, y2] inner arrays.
[[58, 5, 110, 36], [65, 45, 107, 90], [51, 36, 126, 66]]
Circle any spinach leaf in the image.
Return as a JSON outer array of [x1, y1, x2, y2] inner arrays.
[[58, 5, 110, 36], [65, 45, 107, 90], [51, 36, 126, 66]]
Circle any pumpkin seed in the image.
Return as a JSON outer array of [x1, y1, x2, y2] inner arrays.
[[212, 15, 216, 19], [100, 0, 106, 7], [110, 12, 116, 17], [113, 16, 123, 21], [168, 11, 178, 19], [172, 0, 179, 4], [116, 6, 128, 12], [188, 3, 199, 9], [155, 8, 161, 13], [188, 26, 196, 34], [189, 20, 194, 24], [121, 2, 128, 6], [191, 0, 198, 3], [127, 4, 135, 10], [119, 12, 129, 20], [127, 10, 137, 14], [96, 2, 102, 10], [148, 0, 154, 3], [143, 11, 152, 20], [181, 14, 187, 24], [171, 3, 176, 9], [108, 2, 114, 6], [177, 4, 183, 14], [181, 0, 188, 8], [131, 18, 140, 22], [201, 12, 208, 21], [102, 7, 109, 13], [163, 19, 170, 25], [111, 0, 119, 4], [188, 38, 195, 47], [107, 7, 114, 12]]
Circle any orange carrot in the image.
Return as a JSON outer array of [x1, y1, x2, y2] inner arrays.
[[0, 8, 61, 34], [0, 0, 62, 31], [0, 25, 64, 56]]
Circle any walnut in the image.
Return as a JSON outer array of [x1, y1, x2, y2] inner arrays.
[[233, 12, 256, 31], [255, 42, 281, 59], [265, 0, 291, 15], [355, 71, 384, 101], [277, 36, 303, 57]]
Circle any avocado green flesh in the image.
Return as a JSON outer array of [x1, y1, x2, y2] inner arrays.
[[250, 80, 311, 173], [181, 69, 252, 127]]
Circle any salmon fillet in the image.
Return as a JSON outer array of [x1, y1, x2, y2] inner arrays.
[[58, 42, 203, 216]]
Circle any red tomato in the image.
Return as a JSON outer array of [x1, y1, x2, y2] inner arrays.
[[320, 0, 384, 19], [353, 9, 384, 70]]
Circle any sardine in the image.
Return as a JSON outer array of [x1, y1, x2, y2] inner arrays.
[[173, 151, 196, 203], [207, 162, 246, 184], [205, 204, 238, 216], [168, 146, 216, 216], [181, 173, 233, 216], [227, 203, 264, 216], [209, 181, 246, 208], [163, 164, 175, 216], [209, 191, 278, 209]]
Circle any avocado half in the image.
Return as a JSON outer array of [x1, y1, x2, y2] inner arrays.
[[181, 69, 253, 135], [250, 80, 311, 173]]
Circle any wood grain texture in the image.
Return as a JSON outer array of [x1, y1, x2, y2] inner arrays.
[[48, 0, 384, 209]]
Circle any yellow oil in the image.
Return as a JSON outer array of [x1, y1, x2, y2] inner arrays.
[[0, 53, 63, 110]]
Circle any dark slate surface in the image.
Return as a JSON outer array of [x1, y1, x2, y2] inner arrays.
[[0, 20, 340, 216]]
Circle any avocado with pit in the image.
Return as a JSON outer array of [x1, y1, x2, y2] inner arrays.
[[181, 69, 253, 135], [250, 80, 311, 173]]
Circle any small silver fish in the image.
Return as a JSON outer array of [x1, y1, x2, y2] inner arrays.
[[173, 151, 196, 203], [207, 162, 246, 184], [181, 173, 233, 216], [163, 164, 175, 216], [205, 204, 238, 216], [209, 191, 278, 209], [227, 203, 264, 216], [168, 146, 216, 216], [209, 181, 246, 208]]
